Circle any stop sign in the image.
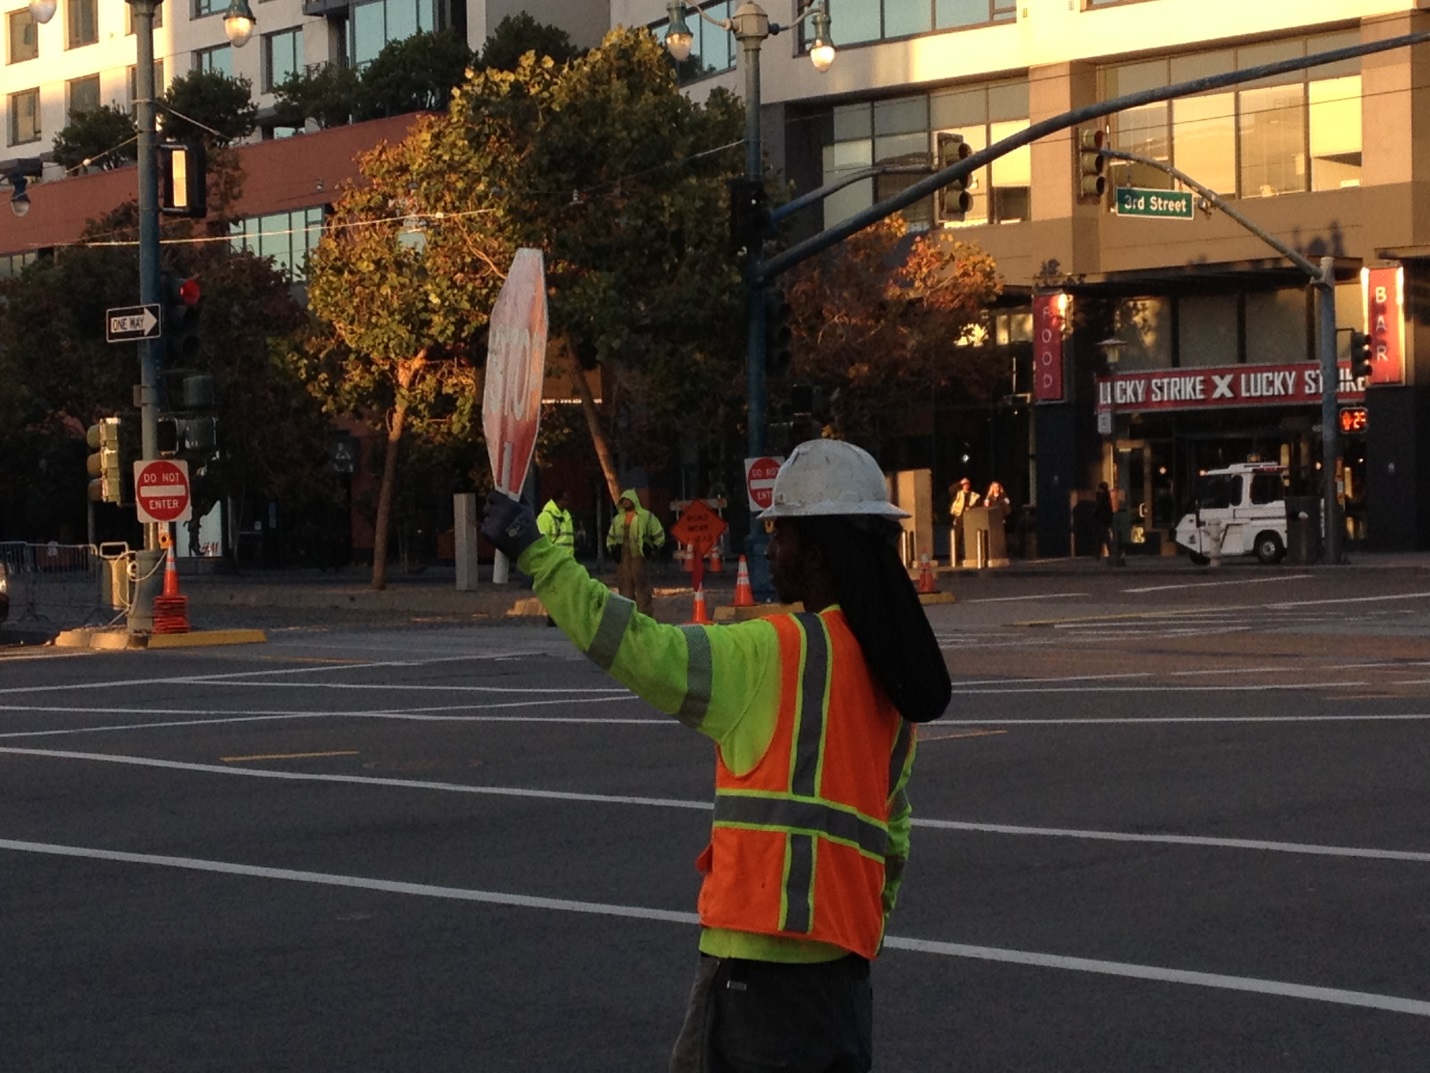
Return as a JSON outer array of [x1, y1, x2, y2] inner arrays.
[[745, 455, 784, 511], [134, 459, 192, 524]]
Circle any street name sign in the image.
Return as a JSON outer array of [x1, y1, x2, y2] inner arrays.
[[1114, 187, 1195, 220], [134, 458, 192, 525], [107, 304, 162, 343]]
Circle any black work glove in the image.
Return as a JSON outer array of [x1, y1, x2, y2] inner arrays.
[[481, 492, 540, 560]]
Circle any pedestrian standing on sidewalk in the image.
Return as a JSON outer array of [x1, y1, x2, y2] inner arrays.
[[948, 477, 980, 566], [482, 439, 952, 1073], [606, 488, 665, 616]]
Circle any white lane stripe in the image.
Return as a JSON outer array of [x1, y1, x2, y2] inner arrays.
[[163, 681, 630, 694], [2, 837, 1427, 1018], [945, 713, 1430, 724], [965, 592, 1089, 603], [955, 681, 1366, 694], [916, 818, 1430, 863], [0, 748, 703, 807], [0, 652, 553, 696], [1125, 575, 1312, 594], [6, 748, 1428, 864], [879, 935, 1430, 1018]]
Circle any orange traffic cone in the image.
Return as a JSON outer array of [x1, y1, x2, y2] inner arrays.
[[916, 553, 937, 594], [733, 555, 755, 608], [689, 586, 711, 625], [152, 543, 190, 634], [708, 545, 724, 573]]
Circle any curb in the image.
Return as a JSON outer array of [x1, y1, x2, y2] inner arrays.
[[53, 628, 268, 650]]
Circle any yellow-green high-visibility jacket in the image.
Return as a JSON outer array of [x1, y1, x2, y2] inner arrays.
[[519, 536, 916, 964], [536, 500, 575, 554]]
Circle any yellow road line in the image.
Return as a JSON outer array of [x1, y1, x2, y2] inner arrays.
[[221, 750, 358, 763]]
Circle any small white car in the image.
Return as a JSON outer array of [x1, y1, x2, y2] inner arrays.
[[1174, 463, 1289, 565]]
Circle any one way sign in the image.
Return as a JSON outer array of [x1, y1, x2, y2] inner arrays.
[[106, 304, 162, 343]]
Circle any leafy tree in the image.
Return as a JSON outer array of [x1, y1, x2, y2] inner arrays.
[[301, 115, 510, 589], [51, 105, 139, 172], [160, 69, 258, 145], [457, 30, 748, 498], [479, 13, 579, 71], [272, 61, 362, 131], [782, 216, 1004, 454], [356, 31, 475, 120]]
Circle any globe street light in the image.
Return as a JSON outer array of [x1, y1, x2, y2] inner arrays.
[[664, 1, 833, 597], [223, 0, 258, 47], [26, 0, 55, 24]]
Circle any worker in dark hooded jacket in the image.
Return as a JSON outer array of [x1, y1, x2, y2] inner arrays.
[[481, 439, 952, 1072], [605, 487, 665, 616]]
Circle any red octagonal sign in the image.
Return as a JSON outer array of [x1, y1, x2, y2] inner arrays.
[[134, 459, 192, 524]]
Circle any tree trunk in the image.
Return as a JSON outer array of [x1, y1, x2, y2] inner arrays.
[[569, 339, 621, 503], [370, 398, 408, 590]]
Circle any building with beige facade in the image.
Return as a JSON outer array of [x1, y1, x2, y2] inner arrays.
[[621, 0, 1430, 555]]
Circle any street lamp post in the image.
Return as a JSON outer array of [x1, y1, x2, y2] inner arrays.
[[27, 0, 258, 628], [664, 0, 832, 596]]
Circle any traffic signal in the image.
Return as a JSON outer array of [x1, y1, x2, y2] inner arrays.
[[1076, 128, 1107, 201], [936, 132, 973, 219], [85, 417, 123, 503], [729, 177, 768, 251], [765, 288, 793, 377], [162, 272, 202, 366], [158, 140, 207, 218], [156, 416, 179, 457], [1348, 329, 1373, 380]]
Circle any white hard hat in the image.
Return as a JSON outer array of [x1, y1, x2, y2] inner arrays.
[[759, 439, 909, 519]]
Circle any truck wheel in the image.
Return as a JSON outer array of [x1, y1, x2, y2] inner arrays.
[[1255, 531, 1285, 565], [1187, 551, 1210, 566]]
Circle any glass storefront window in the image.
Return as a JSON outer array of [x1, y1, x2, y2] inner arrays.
[[1244, 290, 1307, 364], [1309, 75, 1361, 190], [1171, 92, 1234, 195], [1239, 83, 1306, 198]]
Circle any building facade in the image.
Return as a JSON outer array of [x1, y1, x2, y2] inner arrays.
[[619, 0, 1430, 555]]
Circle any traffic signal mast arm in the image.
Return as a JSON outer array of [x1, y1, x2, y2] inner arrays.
[[761, 28, 1430, 284]]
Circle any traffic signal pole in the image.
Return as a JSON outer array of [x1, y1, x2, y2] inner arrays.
[[130, 0, 164, 633]]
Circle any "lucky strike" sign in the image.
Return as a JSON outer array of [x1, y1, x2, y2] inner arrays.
[[1096, 362, 1366, 414]]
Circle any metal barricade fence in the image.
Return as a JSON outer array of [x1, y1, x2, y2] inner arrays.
[[0, 541, 133, 627]]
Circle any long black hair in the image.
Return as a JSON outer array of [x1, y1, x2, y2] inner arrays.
[[796, 515, 952, 723]]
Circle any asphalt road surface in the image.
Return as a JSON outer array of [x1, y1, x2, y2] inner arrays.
[[3, 566, 1429, 1072]]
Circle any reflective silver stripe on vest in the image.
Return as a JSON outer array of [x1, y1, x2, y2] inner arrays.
[[676, 625, 713, 729], [782, 832, 816, 934], [586, 594, 636, 671], [790, 613, 828, 799], [713, 793, 889, 859], [888, 718, 914, 800]]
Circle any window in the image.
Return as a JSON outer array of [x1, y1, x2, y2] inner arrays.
[[194, 0, 225, 14], [8, 9, 38, 64], [350, 0, 436, 69], [230, 206, 325, 281], [263, 27, 303, 93], [194, 45, 232, 77], [127, 60, 165, 115], [803, 0, 1013, 53], [67, 74, 100, 120], [0, 251, 38, 277], [1103, 32, 1361, 200], [8, 86, 39, 145], [930, 80, 1030, 225], [662, 1, 734, 83], [818, 78, 1031, 231], [66, 0, 97, 49], [1249, 472, 1283, 506]]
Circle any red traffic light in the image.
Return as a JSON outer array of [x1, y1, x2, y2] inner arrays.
[[176, 277, 201, 305]]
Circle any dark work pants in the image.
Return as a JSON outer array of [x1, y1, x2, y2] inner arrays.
[[669, 953, 873, 1073]]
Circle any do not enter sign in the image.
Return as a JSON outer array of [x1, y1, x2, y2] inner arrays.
[[134, 459, 192, 524], [745, 456, 783, 511]]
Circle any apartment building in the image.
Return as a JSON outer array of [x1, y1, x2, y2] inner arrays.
[[616, 0, 1430, 554], [0, 1, 607, 275]]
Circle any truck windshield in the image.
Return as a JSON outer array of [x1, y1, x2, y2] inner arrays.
[[1196, 475, 1240, 510]]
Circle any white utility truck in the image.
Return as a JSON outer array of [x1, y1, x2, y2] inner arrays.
[[1173, 462, 1289, 565]]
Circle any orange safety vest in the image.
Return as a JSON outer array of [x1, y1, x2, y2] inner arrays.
[[696, 609, 914, 959]]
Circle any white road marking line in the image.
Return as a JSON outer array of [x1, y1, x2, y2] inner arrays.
[[964, 592, 1089, 603], [1125, 575, 1312, 594], [944, 712, 1430, 724], [7, 747, 1429, 865], [2, 837, 1427, 1018], [879, 935, 1430, 1018]]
